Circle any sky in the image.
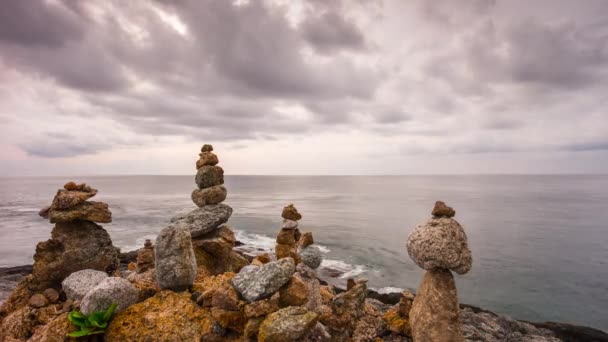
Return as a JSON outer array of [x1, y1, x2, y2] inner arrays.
[[0, 0, 607, 176]]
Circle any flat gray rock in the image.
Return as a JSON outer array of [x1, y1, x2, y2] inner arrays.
[[155, 225, 197, 291], [61, 269, 108, 301], [300, 246, 322, 269], [407, 217, 472, 275], [170, 204, 233, 238], [232, 257, 295, 303], [80, 277, 138, 315]]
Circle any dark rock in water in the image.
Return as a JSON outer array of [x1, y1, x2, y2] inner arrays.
[[170, 204, 233, 238], [31, 221, 119, 291], [432, 200, 456, 218], [530, 321, 608, 342], [155, 225, 197, 291], [281, 204, 302, 221], [195, 165, 224, 189], [232, 258, 295, 303], [258, 306, 319, 342], [48, 201, 112, 223], [191, 185, 227, 207]]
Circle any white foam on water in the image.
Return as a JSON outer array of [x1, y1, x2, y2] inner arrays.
[[320, 259, 368, 279], [234, 229, 331, 256], [375, 286, 404, 294], [120, 234, 158, 252]]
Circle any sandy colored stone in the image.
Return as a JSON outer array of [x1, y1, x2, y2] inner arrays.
[[279, 273, 308, 307], [410, 268, 464, 342], [29, 312, 78, 342], [42, 288, 59, 304], [127, 269, 160, 302], [136, 239, 155, 273], [192, 272, 235, 298], [48, 201, 112, 223], [244, 297, 279, 318], [407, 217, 472, 274], [252, 253, 271, 265], [201, 144, 214, 152], [51, 188, 97, 210], [258, 306, 319, 342], [154, 225, 197, 291], [212, 284, 240, 311], [300, 232, 314, 248], [432, 200, 456, 218], [195, 165, 225, 189], [319, 285, 335, 304], [281, 204, 302, 221], [192, 185, 227, 206], [275, 243, 299, 262], [28, 293, 48, 308], [398, 290, 415, 317], [197, 151, 219, 168], [211, 306, 247, 333], [276, 228, 298, 244]]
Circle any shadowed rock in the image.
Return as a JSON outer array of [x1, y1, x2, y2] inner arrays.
[[432, 201, 456, 218], [155, 225, 197, 291], [191, 185, 227, 207], [170, 204, 232, 238], [232, 258, 295, 303], [80, 277, 138, 315]]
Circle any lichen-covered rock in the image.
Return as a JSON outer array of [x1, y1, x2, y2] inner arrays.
[[276, 243, 299, 262], [410, 268, 464, 342], [282, 204, 302, 221], [279, 273, 308, 307], [0, 305, 59, 341], [155, 225, 197, 291], [105, 290, 213, 341], [244, 296, 280, 318], [192, 185, 227, 206], [195, 165, 225, 189], [29, 312, 78, 342], [258, 306, 319, 342], [31, 221, 119, 291], [196, 151, 219, 168], [126, 269, 160, 302], [407, 217, 472, 274], [300, 245, 323, 269], [170, 204, 233, 238], [432, 200, 456, 218], [194, 227, 248, 275], [322, 280, 368, 339], [352, 300, 387, 341], [62, 269, 109, 301], [80, 277, 138, 315], [136, 239, 155, 273], [48, 201, 112, 223], [232, 258, 295, 303]]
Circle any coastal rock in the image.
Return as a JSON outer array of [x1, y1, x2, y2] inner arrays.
[[276, 227, 299, 244], [28, 312, 77, 342], [410, 268, 464, 342], [170, 204, 233, 238], [258, 306, 319, 342], [31, 220, 119, 291], [196, 151, 219, 168], [282, 204, 302, 221], [211, 306, 247, 333], [322, 280, 368, 338], [28, 293, 48, 308], [61, 269, 109, 301], [48, 201, 112, 223], [193, 226, 248, 275], [50, 187, 97, 210], [279, 273, 308, 307], [231, 258, 295, 302], [244, 297, 280, 318], [127, 269, 160, 302], [105, 290, 213, 341], [42, 288, 59, 304], [201, 144, 213, 152], [136, 239, 155, 273], [276, 242, 299, 262], [195, 165, 225, 189], [80, 277, 138, 315], [194, 226, 235, 257], [300, 232, 314, 248], [432, 200, 456, 218], [155, 225, 197, 291], [300, 245, 323, 269], [407, 217, 472, 274], [191, 185, 227, 207], [282, 219, 298, 229]]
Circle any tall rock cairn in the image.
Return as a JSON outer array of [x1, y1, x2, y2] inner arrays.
[[34, 182, 119, 291], [192, 144, 226, 207], [406, 201, 472, 342], [276, 204, 302, 263]]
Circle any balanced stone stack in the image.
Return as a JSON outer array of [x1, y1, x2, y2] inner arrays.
[[192, 144, 226, 207], [406, 201, 472, 342], [276, 204, 302, 263], [32, 182, 119, 291]]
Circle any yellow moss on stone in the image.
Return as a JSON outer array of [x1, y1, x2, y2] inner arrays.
[[383, 307, 411, 336]]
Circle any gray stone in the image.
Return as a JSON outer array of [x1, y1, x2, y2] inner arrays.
[[80, 277, 138, 315], [282, 219, 298, 229], [195, 165, 224, 189], [154, 225, 197, 291], [232, 258, 295, 303], [300, 246, 322, 269], [258, 306, 319, 342], [62, 269, 109, 301], [170, 204, 233, 238], [407, 217, 472, 274]]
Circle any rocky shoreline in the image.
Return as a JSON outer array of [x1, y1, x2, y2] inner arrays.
[[1, 145, 607, 342]]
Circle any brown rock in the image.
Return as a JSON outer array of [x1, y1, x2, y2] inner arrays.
[[42, 288, 60, 304], [136, 239, 155, 273], [432, 200, 456, 218], [211, 307, 247, 333], [212, 285, 240, 311], [244, 297, 280, 318], [48, 201, 112, 223], [281, 204, 302, 221], [279, 274, 308, 307], [319, 286, 335, 304], [192, 185, 227, 207], [275, 243, 299, 263], [252, 253, 271, 265], [127, 269, 160, 302], [276, 228, 298, 245], [195, 165, 225, 189], [128, 262, 136, 271], [321, 280, 368, 338], [201, 144, 214, 152], [28, 294, 48, 308], [410, 268, 464, 342], [28, 312, 78, 342], [38, 206, 50, 219], [259, 306, 319, 342], [197, 151, 219, 168], [300, 232, 314, 248], [51, 188, 97, 210], [244, 317, 265, 340], [63, 181, 79, 190], [347, 278, 356, 290], [192, 272, 235, 299], [384, 306, 411, 336], [398, 290, 415, 317]]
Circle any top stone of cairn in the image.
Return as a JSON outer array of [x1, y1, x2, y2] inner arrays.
[[281, 203, 302, 221]]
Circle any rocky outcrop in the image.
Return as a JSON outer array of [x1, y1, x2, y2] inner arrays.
[[154, 225, 197, 291], [232, 258, 295, 302], [80, 277, 138, 315], [61, 269, 109, 301]]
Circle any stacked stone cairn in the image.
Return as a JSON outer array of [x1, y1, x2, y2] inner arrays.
[[276, 203, 303, 263], [406, 200, 473, 342]]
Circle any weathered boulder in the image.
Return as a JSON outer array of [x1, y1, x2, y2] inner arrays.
[[195, 165, 224, 189], [322, 280, 368, 339], [196, 151, 219, 168], [282, 204, 302, 221], [51, 188, 97, 210], [105, 290, 213, 341], [258, 306, 319, 342], [28, 293, 48, 308], [279, 273, 308, 307], [80, 277, 138, 315], [300, 232, 314, 248], [62, 269, 109, 301], [276, 243, 299, 262], [232, 258, 295, 303], [193, 226, 248, 275], [155, 225, 197, 291], [126, 269, 160, 302], [31, 221, 119, 291], [191, 185, 227, 207], [432, 200, 456, 218], [410, 268, 464, 342], [48, 201, 112, 223], [170, 204, 233, 238], [201, 144, 213, 152], [407, 217, 472, 274], [300, 245, 323, 269]]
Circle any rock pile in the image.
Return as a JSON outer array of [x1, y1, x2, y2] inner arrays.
[[406, 200, 472, 342], [192, 144, 226, 208], [276, 204, 303, 263]]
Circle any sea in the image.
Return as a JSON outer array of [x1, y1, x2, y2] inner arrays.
[[0, 175, 607, 331]]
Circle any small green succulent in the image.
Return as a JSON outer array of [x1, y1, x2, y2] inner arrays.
[[67, 303, 118, 337]]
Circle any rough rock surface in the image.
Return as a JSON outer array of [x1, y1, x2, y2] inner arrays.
[[322, 280, 368, 339], [258, 306, 319, 342], [105, 290, 213, 341], [192, 185, 227, 207], [195, 165, 225, 189], [300, 245, 323, 269], [31, 221, 119, 291], [135, 239, 155, 273], [282, 204, 302, 221], [410, 268, 464, 342], [61, 269, 109, 301], [170, 204, 233, 238], [155, 225, 197, 291], [51, 188, 97, 210], [196, 151, 219, 168], [28, 293, 48, 308], [432, 200, 456, 218], [48, 201, 112, 223], [300, 232, 314, 248], [407, 217, 472, 274], [279, 273, 309, 307], [201, 144, 213, 152], [232, 258, 295, 302], [80, 276, 138, 315], [193, 226, 248, 275]]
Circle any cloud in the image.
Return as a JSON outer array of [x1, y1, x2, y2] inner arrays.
[[300, 11, 367, 53]]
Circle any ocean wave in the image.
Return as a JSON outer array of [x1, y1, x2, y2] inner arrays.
[[320, 259, 367, 279], [374, 286, 404, 294]]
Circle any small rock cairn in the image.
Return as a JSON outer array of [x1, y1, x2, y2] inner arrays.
[[192, 144, 227, 207], [276, 204, 302, 263], [406, 201, 472, 342]]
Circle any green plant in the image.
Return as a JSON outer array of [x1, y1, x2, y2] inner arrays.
[[67, 303, 118, 337]]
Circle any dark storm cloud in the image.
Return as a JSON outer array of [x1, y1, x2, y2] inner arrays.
[[19, 132, 111, 158], [300, 11, 367, 53]]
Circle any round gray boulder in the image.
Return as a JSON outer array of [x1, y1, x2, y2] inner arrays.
[[62, 269, 109, 301], [80, 277, 138, 315], [407, 217, 472, 274], [299, 246, 322, 269]]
